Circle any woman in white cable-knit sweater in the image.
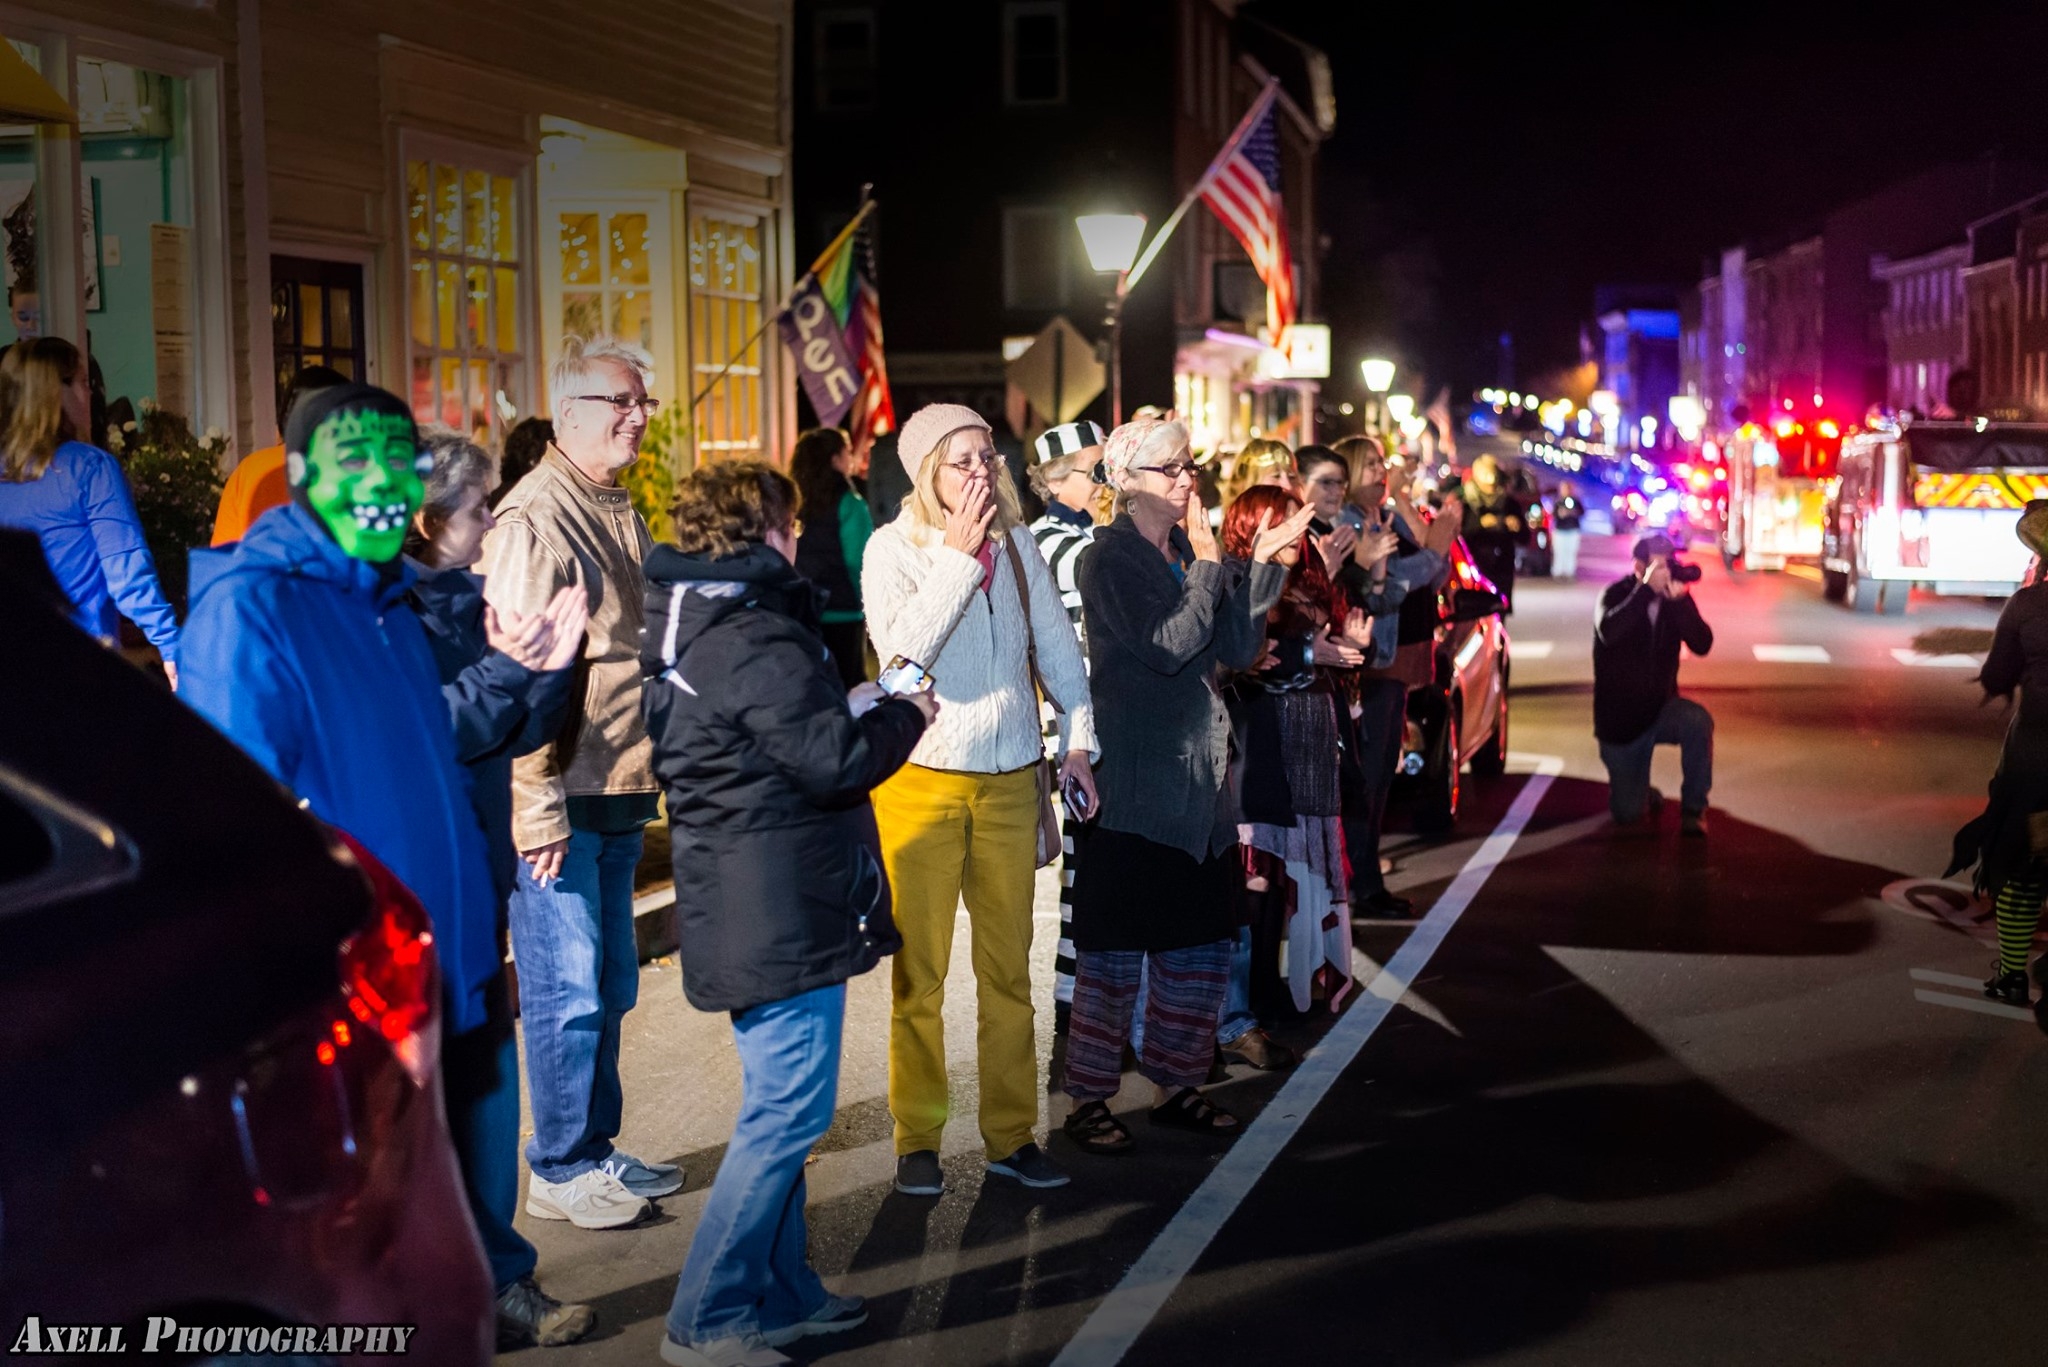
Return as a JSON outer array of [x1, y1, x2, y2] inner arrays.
[[861, 403, 1098, 1198]]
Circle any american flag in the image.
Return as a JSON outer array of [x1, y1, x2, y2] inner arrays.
[[834, 208, 895, 455], [1198, 85, 1295, 344]]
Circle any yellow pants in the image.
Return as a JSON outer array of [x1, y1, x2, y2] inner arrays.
[[872, 762, 1040, 1160]]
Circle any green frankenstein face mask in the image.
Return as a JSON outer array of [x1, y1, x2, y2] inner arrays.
[[289, 409, 430, 561]]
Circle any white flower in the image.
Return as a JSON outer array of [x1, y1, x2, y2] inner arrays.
[[123, 420, 137, 432], [139, 397, 157, 413], [105, 431, 124, 452], [203, 425, 223, 442]]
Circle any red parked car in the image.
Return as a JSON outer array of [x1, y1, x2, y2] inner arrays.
[[0, 533, 491, 1363]]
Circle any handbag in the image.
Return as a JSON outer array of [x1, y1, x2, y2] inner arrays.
[[1003, 533, 1064, 869]]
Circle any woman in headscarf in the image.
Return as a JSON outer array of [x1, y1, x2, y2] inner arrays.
[[1061, 417, 1313, 1154]]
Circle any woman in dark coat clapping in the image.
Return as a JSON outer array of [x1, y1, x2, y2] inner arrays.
[[1061, 417, 1314, 1154]]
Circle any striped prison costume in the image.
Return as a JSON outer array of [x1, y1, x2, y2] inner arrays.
[[1030, 504, 1095, 1031], [1062, 941, 1234, 1098]]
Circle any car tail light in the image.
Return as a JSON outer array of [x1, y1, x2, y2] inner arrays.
[[331, 831, 439, 1088]]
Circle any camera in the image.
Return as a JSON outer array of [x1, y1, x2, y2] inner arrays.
[[1667, 558, 1703, 584]]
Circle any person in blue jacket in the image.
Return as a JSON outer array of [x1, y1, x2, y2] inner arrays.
[[178, 384, 506, 1285], [403, 426, 596, 1348], [0, 337, 180, 682]]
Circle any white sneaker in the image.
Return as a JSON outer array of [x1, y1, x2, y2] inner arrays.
[[658, 1330, 791, 1367], [524, 1167, 651, 1230]]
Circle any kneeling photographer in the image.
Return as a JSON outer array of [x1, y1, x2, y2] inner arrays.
[[1593, 533, 1715, 836]]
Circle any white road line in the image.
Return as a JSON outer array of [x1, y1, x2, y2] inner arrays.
[[1752, 644, 1832, 664], [1050, 754, 1564, 1367], [1913, 989, 2034, 1022], [1513, 640, 1555, 659], [1890, 649, 1981, 668], [1910, 968, 1989, 991]]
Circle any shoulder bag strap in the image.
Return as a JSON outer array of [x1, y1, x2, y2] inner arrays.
[[1003, 531, 1064, 716]]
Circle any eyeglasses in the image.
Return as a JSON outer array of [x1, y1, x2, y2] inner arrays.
[[941, 450, 1001, 473], [572, 393, 661, 415], [1136, 461, 1198, 483]]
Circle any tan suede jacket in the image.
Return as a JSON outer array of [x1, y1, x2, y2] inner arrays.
[[478, 448, 656, 850]]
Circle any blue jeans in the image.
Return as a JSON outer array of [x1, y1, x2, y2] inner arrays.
[[509, 825, 643, 1181], [1131, 924, 1251, 1051], [666, 983, 843, 1346], [443, 1024, 536, 1292], [1599, 697, 1713, 820]]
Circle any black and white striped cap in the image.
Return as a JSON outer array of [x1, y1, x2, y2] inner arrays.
[[1032, 420, 1107, 465]]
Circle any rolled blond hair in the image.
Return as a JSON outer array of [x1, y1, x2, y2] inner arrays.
[[0, 338, 82, 482]]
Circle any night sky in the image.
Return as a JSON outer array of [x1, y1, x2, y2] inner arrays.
[[1253, 1, 2048, 401]]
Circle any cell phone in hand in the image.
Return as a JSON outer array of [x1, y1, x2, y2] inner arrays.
[[1337, 504, 1367, 533], [1061, 770, 1096, 822], [877, 655, 934, 696]]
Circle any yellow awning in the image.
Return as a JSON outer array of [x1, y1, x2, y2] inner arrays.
[[0, 35, 73, 125]]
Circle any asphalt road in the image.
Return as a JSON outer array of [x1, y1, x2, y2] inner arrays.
[[505, 533, 2047, 1366]]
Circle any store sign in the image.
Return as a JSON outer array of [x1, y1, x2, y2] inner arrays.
[[1266, 323, 1330, 379]]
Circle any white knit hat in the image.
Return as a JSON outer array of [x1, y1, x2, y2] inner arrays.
[[895, 403, 992, 481]]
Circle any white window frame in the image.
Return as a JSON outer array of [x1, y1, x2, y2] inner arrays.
[[684, 191, 781, 467], [541, 194, 676, 407], [1003, 1, 1068, 107], [396, 129, 535, 441], [2, 14, 237, 437], [1000, 204, 1070, 310]]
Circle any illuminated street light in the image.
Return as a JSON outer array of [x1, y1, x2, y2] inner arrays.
[[1386, 394, 1416, 424], [1076, 212, 1149, 424], [1075, 214, 1147, 275], [1361, 358, 1395, 393]]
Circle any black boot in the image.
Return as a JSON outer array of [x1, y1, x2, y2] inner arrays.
[[1984, 966, 2031, 1006]]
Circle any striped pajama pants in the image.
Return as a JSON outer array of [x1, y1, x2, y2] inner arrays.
[[1063, 939, 1232, 1101], [1053, 813, 1080, 1030]]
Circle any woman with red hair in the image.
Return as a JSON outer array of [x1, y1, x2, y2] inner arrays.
[[1220, 485, 1368, 1056]]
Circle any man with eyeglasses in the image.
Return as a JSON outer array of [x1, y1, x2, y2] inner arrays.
[[477, 335, 679, 1231]]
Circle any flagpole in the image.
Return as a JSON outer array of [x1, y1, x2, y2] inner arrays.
[[689, 189, 878, 412], [1123, 79, 1279, 294]]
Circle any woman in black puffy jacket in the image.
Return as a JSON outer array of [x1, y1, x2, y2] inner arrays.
[[641, 461, 933, 1366]]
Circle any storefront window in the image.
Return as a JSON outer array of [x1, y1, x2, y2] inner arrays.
[[687, 205, 766, 463], [405, 153, 524, 441], [559, 208, 654, 353], [67, 55, 200, 421]]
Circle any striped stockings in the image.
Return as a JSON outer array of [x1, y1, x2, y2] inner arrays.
[[1995, 877, 2045, 976], [1063, 940, 1232, 1100]]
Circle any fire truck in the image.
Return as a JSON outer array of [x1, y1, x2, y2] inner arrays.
[[1821, 420, 2048, 614], [1718, 416, 1841, 571]]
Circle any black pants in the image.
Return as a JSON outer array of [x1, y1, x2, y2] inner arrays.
[[819, 618, 869, 690], [1344, 678, 1409, 898]]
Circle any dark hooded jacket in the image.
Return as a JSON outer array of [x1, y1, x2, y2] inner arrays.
[[641, 540, 927, 1013], [179, 503, 502, 1035]]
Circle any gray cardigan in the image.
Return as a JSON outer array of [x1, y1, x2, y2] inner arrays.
[[1078, 515, 1286, 860]]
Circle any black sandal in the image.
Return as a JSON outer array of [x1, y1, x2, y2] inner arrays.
[[1149, 1087, 1240, 1135], [1062, 1100, 1135, 1155]]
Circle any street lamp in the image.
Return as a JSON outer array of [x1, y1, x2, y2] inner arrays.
[[1360, 357, 1394, 434], [1076, 212, 1148, 425], [1385, 394, 1415, 425]]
